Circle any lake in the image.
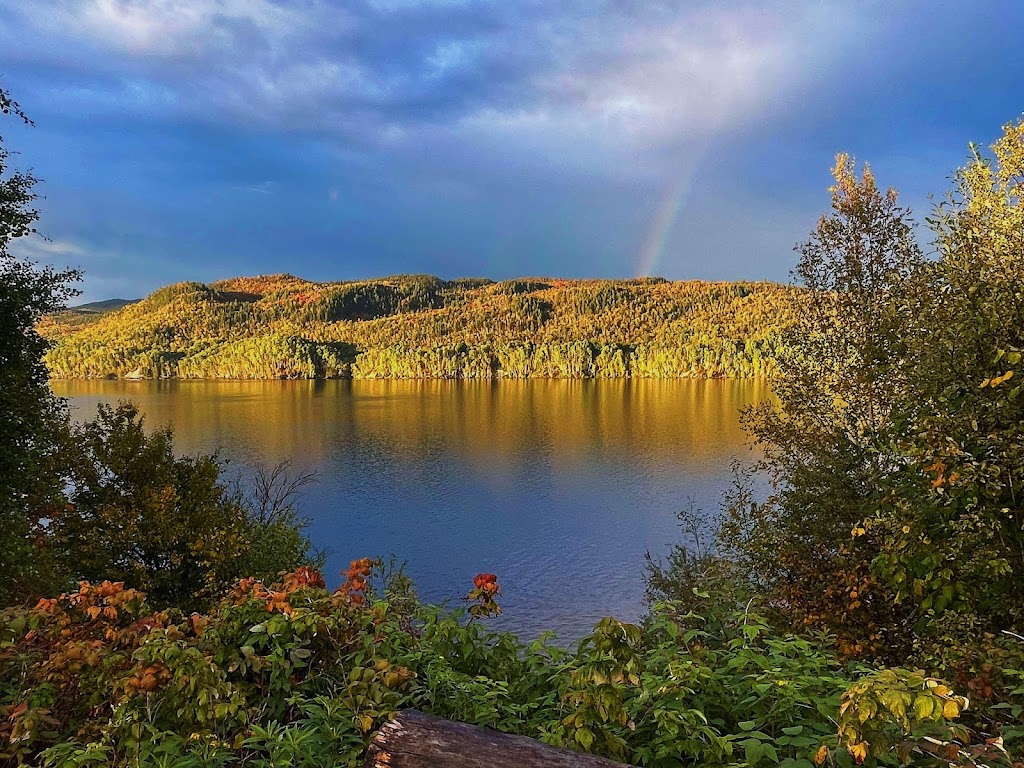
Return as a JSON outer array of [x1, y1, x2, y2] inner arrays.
[[53, 379, 768, 641]]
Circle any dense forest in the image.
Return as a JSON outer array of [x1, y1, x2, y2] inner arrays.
[[39, 275, 797, 380]]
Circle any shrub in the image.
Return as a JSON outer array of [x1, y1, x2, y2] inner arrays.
[[49, 403, 317, 611], [0, 566, 1000, 768]]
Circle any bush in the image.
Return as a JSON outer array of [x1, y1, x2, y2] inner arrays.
[[49, 402, 318, 611], [0, 566, 1002, 768]]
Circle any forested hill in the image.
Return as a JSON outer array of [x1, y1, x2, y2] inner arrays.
[[39, 274, 798, 380]]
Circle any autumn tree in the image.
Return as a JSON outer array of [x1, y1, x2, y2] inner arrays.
[[866, 121, 1024, 651], [719, 155, 923, 655]]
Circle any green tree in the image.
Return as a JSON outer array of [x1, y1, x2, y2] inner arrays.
[[867, 121, 1024, 649], [0, 82, 80, 604], [718, 155, 924, 656], [52, 402, 316, 611]]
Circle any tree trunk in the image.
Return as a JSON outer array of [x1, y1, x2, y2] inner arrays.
[[364, 710, 629, 768]]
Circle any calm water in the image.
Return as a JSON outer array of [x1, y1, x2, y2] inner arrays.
[[53, 379, 767, 641]]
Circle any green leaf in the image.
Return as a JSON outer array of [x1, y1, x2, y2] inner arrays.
[[576, 728, 594, 750], [913, 695, 934, 721]]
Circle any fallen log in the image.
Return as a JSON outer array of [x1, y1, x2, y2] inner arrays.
[[364, 709, 629, 768]]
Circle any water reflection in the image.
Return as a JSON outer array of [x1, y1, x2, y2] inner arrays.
[[54, 379, 768, 641]]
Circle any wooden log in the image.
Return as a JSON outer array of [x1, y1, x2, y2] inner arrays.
[[364, 709, 628, 768]]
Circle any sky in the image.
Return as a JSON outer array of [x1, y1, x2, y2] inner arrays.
[[1, 0, 1023, 302]]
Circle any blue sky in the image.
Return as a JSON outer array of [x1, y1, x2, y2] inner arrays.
[[2, 0, 1022, 302]]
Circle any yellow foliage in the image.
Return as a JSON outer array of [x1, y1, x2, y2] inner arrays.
[[39, 276, 799, 380]]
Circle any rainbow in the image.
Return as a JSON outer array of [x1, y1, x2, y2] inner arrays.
[[634, 150, 705, 278]]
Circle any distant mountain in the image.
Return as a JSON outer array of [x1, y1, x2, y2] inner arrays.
[[68, 298, 139, 314], [39, 274, 798, 380]]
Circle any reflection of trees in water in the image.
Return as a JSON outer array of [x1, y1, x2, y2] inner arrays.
[[53, 379, 770, 469]]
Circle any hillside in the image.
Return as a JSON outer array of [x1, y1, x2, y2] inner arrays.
[[39, 274, 798, 380], [51, 298, 141, 330], [70, 298, 139, 313]]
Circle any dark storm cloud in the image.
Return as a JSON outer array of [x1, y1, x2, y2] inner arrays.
[[1, 0, 1022, 300], [3, 1, 854, 152]]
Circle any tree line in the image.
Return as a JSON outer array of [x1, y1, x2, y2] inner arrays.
[[39, 273, 795, 380]]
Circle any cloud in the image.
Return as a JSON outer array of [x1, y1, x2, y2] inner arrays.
[[1, 0, 861, 175], [462, 6, 834, 142], [9, 236, 85, 262], [234, 180, 275, 194], [0, 0, 911, 297], [15, 0, 333, 58]]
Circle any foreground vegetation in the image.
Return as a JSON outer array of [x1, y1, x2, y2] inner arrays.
[[4, 77, 1024, 767], [39, 275, 797, 380], [0, 566, 998, 768]]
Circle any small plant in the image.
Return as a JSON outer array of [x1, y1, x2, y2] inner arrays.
[[465, 574, 501, 619]]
